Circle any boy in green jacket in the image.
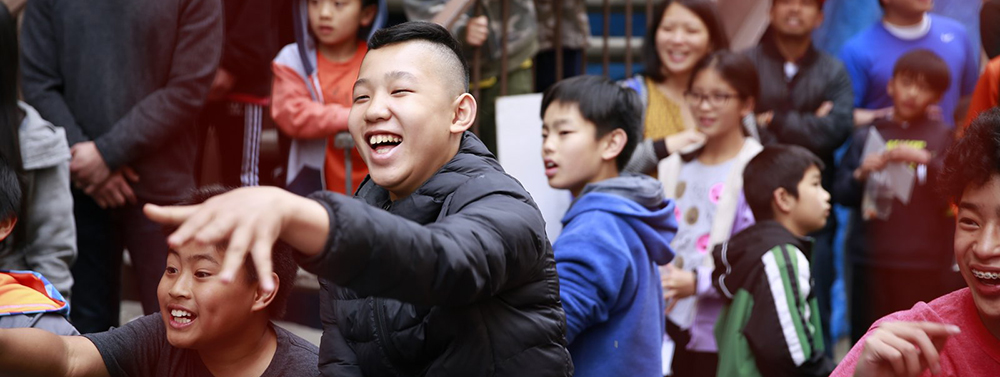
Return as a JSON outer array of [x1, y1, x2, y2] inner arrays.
[[712, 144, 834, 376]]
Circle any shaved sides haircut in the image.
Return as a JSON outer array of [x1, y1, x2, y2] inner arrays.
[[368, 21, 470, 96]]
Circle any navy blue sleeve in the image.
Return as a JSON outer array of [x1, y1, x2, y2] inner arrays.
[[833, 128, 869, 208]]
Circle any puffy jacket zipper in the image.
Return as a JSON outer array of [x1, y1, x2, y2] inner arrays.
[[373, 297, 410, 374]]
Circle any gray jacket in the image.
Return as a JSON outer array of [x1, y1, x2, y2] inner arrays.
[[0, 102, 76, 299]]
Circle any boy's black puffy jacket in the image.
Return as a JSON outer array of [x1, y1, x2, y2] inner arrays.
[[301, 132, 573, 376]]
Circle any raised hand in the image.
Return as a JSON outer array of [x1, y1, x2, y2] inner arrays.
[[853, 321, 960, 377]]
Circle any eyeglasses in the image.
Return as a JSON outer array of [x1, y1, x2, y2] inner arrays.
[[684, 91, 739, 107]]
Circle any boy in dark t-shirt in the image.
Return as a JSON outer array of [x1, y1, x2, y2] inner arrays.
[[0, 186, 319, 376], [834, 49, 958, 342]]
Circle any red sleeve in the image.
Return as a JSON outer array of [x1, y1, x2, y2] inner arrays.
[[270, 62, 351, 139], [963, 58, 1000, 131]]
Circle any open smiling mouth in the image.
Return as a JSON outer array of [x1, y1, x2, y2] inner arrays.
[[171, 309, 197, 325], [972, 269, 1000, 285], [368, 134, 403, 154]]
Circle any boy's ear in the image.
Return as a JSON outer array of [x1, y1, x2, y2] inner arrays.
[[449, 93, 477, 134], [251, 272, 279, 313], [0, 216, 15, 242], [600, 129, 628, 163], [773, 187, 796, 215], [360, 4, 378, 27]]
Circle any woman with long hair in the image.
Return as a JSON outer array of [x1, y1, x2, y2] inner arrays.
[[621, 0, 729, 175]]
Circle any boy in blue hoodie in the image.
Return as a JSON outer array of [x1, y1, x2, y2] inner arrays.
[[712, 145, 834, 376], [541, 75, 677, 377]]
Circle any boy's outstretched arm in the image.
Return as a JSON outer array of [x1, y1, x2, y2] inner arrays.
[[144, 186, 331, 293], [0, 328, 108, 377]]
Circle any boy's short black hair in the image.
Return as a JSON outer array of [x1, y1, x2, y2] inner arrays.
[[743, 145, 825, 221], [0, 153, 20, 222], [893, 49, 951, 96], [539, 75, 642, 171], [940, 108, 1000, 204], [168, 186, 299, 319], [368, 21, 469, 94]]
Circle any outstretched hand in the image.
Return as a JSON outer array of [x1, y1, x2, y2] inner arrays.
[[144, 186, 331, 293], [853, 321, 960, 377]]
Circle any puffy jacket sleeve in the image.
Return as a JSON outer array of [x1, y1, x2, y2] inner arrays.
[[90, 0, 223, 171], [270, 62, 351, 139], [299, 179, 551, 307], [767, 62, 854, 161], [745, 245, 833, 376], [21, 163, 77, 299], [553, 212, 633, 343], [317, 279, 363, 377]]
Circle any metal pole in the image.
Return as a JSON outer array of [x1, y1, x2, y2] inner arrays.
[[602, 0, 610, 77], [554, 0, 563, 82], [625, 0, 633, 77], [499, 0, 510, 96]]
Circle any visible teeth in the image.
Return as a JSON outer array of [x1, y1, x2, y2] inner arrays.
[[369, 134, 402, 146], [171, 309, 192, 318], [973, 269, 1000, 280], [545, 162, 555, 168], [176, 317, 191, 324]]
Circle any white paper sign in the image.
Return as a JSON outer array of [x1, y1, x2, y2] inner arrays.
[[495, 93, 572, 241]]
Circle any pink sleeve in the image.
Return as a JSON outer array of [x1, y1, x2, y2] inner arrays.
[[695, 265, 719, 298], [270, 62, 351, 139]]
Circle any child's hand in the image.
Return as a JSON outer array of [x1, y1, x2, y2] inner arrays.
[[755, 111, 774, 128], [885, 146, 931, 165], [144, 187, 331, 293], [854, 153, 889, 181], [853, 321, 959, 377], [661, 263, 695, 313], [816, 101, 834, 117], [664, 129, 706, 155], [465, 16, 489, 47]]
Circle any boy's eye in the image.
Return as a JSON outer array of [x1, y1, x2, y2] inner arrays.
[[958, 218, 980, 229], [194, 271, 213, 279], [391, 89, 412, 95], [353, 95, 369, 103], [165, 266, 178, 274]]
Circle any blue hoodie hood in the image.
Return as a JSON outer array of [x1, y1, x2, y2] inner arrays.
[[562, 173, 677, 265]]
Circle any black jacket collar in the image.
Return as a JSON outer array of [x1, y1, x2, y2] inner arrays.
[[759, 27, 820, 69]]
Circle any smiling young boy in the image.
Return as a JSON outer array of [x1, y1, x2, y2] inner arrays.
[[540, 75, 676, 377], [146, 22, 572, 376], [834, 49, 958, 342], [0, 186, 318, 377], [829, 108, 1000, 377], [713, 144, 834, 377], [271, 0, 378, 194]]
